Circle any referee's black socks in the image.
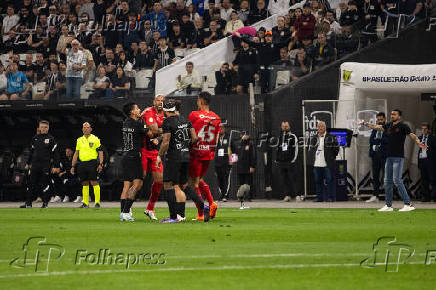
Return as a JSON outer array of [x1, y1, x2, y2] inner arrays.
[[165, 189, 177, 220]]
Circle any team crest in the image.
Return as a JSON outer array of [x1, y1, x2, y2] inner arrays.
[[89, 143, 94, 147], [343, 70, 352, 82], [44, 139, 49, 144]]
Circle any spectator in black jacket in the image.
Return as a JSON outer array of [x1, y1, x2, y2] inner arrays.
[[361, 0, 382, 46], [248, 0, 270, 25], [235, 133, 256, 206], [366, 112, 388, 203], [311, 33, 335, 70], [134, 41, 158, 70], [292, 48, 311, 81], [276, 121, 300, 202], [215, 62, 233, 94], [272, 16, 291, 45], [106, 66, 130, 98], [339, 1, 361, 30], [20, 120, 60, 208], [257, 30, 281, 93], [232, 39, 260, 94]]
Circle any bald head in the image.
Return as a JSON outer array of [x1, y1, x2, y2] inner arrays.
[[82, 122, 92, 136], [154, 94, 165, 112], [317, 121, 326, 136]]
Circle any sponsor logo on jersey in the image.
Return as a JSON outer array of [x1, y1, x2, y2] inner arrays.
[[199, 145, 210, 151]]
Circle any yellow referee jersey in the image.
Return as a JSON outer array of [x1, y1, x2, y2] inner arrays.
[[75, 134, 101, 161]]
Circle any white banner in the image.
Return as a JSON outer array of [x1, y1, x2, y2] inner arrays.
[[340, 62, 436, 90], [155, 10, 290, 96]]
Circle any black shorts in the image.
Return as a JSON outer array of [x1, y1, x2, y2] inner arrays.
[[122, 155, 143, 181], [163, 161, 189, 185], [77, 160, 98, 181]]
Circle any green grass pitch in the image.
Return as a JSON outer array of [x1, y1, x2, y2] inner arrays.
[[0, 207, 435, 290]]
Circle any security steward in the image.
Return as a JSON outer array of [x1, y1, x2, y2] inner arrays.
[[276, 121, 299, 202], [20, 120, 60, 208], [215, 122, 233, 201], [71, 122, 104, 208]]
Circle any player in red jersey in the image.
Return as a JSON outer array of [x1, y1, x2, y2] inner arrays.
[[142, 94, 165, 221], [188, 92, 221, 220]]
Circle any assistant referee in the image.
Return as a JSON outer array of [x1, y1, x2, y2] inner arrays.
[[71, 122, 104, 208]]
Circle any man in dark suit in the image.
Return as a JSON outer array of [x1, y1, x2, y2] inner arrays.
[[366, 112, 388, 203], [310, 121, 339, 202], [418, 123, 436, 202]]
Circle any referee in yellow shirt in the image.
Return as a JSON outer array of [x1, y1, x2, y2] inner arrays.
[[71, 122, 104, 208]]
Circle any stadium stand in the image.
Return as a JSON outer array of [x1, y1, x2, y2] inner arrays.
[[0, 0, 430, 100]]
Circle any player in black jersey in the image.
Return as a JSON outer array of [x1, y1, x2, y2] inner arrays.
[[120, 102, 148, 222], [157, 99, 210, 223]]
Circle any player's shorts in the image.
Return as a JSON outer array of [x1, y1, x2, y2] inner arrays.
[[164, 161, 189, 185], [122, 155, 143, 181], [141, 148, 163, 173], [77, 159, 98, 181], [189, 158, 210, 178]]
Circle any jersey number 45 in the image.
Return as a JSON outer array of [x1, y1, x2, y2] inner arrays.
[[198, 125, 216, 142]]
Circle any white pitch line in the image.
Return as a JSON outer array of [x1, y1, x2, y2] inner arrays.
[[0, 262, 424, 279], [0, 261, 427, 279]]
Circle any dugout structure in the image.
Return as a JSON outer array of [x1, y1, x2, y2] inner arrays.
[[336, 62, 436, 198]]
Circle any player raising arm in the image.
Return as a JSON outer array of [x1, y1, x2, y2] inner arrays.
[[120, 103, 148, 222]]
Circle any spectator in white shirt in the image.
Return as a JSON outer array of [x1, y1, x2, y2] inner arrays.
[[326, 10, 341, 34], [0, 64, 8, 94], [64, 39, 87, 99], [177, 61, 201, 91], [2, 5, 20, 42], [268, 0, 290, 16], [220, 0, 234, 21], [224, 11, 244, 35]]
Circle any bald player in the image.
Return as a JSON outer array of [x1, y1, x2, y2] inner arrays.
[[142, 94, 165, 220]]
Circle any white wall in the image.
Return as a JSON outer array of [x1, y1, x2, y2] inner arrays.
[[154, 10, 292, 96]]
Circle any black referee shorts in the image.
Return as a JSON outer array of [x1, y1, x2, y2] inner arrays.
[[163, 160, 189, 185], [77, 160, 98, 182], [122, 155, 143, 182]]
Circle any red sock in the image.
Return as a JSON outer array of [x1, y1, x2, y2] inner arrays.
[[195, 187, 203, 216], [199, 181, 214, 205], [146, 182, 162, 211]]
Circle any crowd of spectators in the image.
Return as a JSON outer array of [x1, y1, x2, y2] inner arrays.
[[0, 0, 434, 99]]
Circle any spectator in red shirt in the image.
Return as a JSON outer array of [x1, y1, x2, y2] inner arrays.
[[294, 4, 316, 40]]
